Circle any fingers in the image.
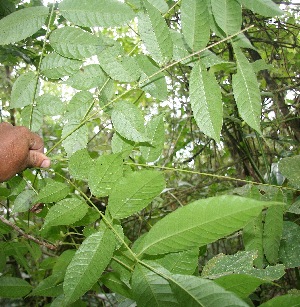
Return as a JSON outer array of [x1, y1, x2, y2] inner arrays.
[[28, 150, 51, 168], [28, 131, 44, 153], [15, 126, 51, 169]]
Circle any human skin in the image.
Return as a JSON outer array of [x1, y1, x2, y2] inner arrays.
[[0, 122, 50, 182]]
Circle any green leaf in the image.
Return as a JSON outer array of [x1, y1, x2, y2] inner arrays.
[[62, 122, 88, 156], [20, 105, 43, 132], [138, 0, 173, 64], [215, 274, 268, 299], [53, 250, 76, 275], [10, 71, 37, 109], [140, 114, 165, 162], [211, 0, 242, 35], [98, 78, 115, 106], [37, 93, 65, 116], [138, 196, 280, 255], [243, 213, 264, 268], [181, 0, 210, 51], [88, 153, 124, 197], [63, 230, 116, 305], [101, 272, 132, 299], [232, 46, 261, 132], [131, 263, 178, 307], [169, 274, 249, 307], [170, 30, 191, 65], [137, 55, 168, 100], [239, 0, 284, 17], [111, 246, 136, 285], [0, 1, 15, 19], [200, 50, 232, 68], [72, 207, 100, 227], [69, 149, 94, 181], [12, 190, 36, 213], [278, 155, 300, 188], [0, 6, 49, 45], [66, 64, 107, 90], [65, 91, 93, 121], [145, 248, 199, 275], [43, 197, 89, 229], [30, 273, 63, 297], [190, 61, 223, 142], [59, 0, 135, 27], [279, 221, 300, 268], [147, 0, 168, 13], [288, 197, 300, 214], [34, 180, 70, 203], [259, 293, 300, 307], [111, 101, 148, 142], [232, 33, 256, 50], [111, 132, 135, 157], [41, 53, 82, 79], [98, 39, 140, 83], [49, 27, 104, 60], [263, 205, 284, 264], [0, 277, 32, 298], [108, 170, 165, 219]]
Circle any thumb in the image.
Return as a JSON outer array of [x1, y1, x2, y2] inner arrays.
[[28, 150, 51, 168]]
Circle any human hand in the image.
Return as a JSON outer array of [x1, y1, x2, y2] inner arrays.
[[0, 122, 50, 182]]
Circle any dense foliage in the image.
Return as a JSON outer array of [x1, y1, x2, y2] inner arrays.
[[0, 0, 299, 306]]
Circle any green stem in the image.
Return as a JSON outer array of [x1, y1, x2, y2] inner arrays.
[[29, 2, 56, 130]]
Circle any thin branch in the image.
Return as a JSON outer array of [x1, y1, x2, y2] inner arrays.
[[0, 214, 57, 250]]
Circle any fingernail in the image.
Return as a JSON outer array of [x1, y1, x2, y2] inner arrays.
[[41, 159, 51, 168]]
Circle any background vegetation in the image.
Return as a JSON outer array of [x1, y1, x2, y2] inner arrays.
[[0, 0, 299, 306]]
